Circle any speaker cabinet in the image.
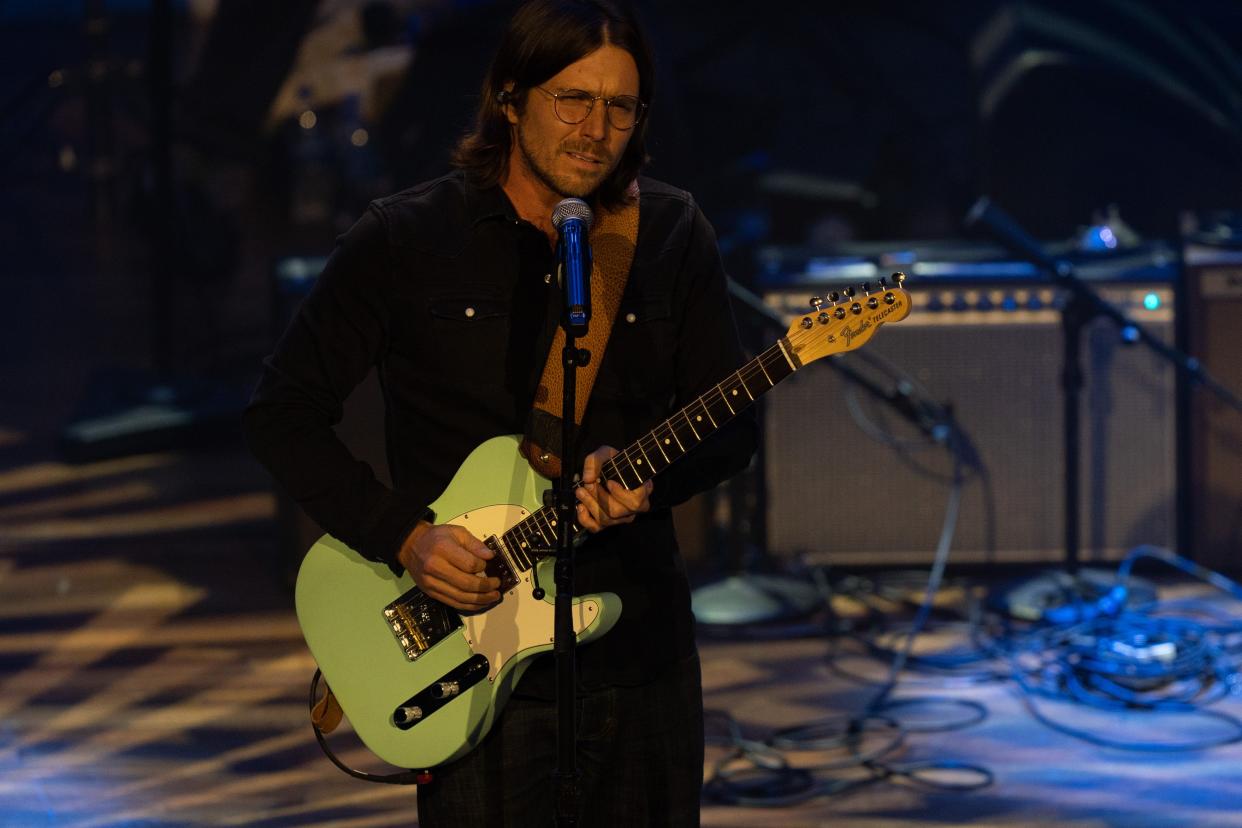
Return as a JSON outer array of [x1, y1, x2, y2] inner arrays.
[[1186, 245, 1242, 574], [763, 278, 1178, 566]]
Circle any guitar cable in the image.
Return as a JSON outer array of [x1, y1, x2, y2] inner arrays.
[[991, 546, 1242, 752], [308, 669, 425, 785], [703, 416, 996, 806]]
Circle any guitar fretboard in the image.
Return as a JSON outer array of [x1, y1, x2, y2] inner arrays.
[[497, 339, 798, 572]]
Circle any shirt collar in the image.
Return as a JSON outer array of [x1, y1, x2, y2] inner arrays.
[[464, 178, 521, 227]]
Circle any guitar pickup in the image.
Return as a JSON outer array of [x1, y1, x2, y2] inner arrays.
[[391, 654, 490, 731]]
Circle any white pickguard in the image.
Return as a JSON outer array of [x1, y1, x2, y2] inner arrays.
[[448, 504, 600, 682]]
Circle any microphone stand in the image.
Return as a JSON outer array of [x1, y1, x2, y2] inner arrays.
[[688, 278, 964, 627], [966, 198, 1242, 574], [553, 251, 589, 828]]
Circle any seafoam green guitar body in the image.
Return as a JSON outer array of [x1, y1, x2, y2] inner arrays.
[[295, 435, 621, 769]]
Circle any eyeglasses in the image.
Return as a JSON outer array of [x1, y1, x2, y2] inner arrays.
[[533, 87, 647, 131]]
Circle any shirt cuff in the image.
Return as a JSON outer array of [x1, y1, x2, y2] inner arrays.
[[359, 491, 436, 573]]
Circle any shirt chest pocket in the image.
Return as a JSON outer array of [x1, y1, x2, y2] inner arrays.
[[595, 291, 677, 402], [416, 290, 514, 387], [429, 294, 509, 324]]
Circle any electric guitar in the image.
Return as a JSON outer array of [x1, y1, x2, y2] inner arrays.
[[295, 276, 912, 770]]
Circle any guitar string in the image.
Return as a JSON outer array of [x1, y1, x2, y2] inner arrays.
[[498, 290, 907, 575], [499, 339, 790, 573]]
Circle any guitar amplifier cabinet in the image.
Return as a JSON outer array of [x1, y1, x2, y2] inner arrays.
[[1186, 244, 1242, 574], [759, 250, 1180, 566]]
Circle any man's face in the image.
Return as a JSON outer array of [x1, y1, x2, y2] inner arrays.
[[506, 44, 640, 200]]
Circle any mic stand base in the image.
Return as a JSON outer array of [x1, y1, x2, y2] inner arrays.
[[691, 574, 822, 626]]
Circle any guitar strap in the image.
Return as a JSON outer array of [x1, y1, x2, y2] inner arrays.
[[519, 182, 640, 479], [311, 678, 344, 733]]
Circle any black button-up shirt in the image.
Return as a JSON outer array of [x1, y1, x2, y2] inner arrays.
[[244, 170, 757, 687]]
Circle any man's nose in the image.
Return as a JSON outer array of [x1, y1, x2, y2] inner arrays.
[[578, 102, 609, 140]]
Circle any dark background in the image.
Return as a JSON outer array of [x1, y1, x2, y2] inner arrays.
[[2, 0, 1240, 547]]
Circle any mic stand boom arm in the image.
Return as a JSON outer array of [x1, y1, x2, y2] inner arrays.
[[966, 197, 1242, 573]]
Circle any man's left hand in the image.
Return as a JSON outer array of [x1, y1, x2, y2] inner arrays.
[[575, 445, 653, 532]]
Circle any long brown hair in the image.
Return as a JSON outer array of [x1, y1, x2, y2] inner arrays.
[[451, 0, 655, 210]]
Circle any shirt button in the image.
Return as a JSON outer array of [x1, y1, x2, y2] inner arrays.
[[544, 273, 552, 284], [465, 307, 476, 318], [625, 312, 637, 323]]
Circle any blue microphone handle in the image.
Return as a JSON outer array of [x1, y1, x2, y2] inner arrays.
[[560, 218, 591, 335]]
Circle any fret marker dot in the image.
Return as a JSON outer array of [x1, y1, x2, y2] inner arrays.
[[696, 415, 702, 422], [636, 459, 644, 465], [664, 439, 670, 444], [731, 389, 739, 396]]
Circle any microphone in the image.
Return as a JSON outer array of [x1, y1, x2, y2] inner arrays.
[[552, 198, 594, 336]]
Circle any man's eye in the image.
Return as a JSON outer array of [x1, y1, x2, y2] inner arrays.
[[611, 97, 639, 114], [559, 91, 594, 103]]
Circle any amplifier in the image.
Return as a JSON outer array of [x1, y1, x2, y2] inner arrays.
[[760, 255, 1179, 567], [1186, 244, 1242, 574]]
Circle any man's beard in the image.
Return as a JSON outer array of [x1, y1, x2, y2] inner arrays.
[[515, 124, 615, 200]]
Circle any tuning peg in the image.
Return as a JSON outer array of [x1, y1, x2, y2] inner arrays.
[[844, 285, 857, 298], [810, 296, 824, 310], [861, 281, 873, 295], [892, 271, 907, 286], [879, 276, 889, 289], [827, 291, 841, 303]]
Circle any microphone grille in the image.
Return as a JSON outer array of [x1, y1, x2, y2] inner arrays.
[[552, 198, 594, 231]]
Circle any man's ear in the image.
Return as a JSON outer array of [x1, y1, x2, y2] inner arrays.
[[499, 84, 518, 125]]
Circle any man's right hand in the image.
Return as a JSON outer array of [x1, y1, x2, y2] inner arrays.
[[397, 521, 502, 610]]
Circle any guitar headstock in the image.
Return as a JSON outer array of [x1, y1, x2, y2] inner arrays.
[[782, 273, 912, 366]]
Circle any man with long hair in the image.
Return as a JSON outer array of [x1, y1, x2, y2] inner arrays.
[[245, 1, 756, 823]]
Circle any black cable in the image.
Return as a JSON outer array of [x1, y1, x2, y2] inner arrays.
[[977, 546, 1242, 751], [703, 400, 992, 806], [307, 670, 422, 785]]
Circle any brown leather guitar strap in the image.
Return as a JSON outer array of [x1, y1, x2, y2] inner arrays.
[[520, 183, 640, 479]]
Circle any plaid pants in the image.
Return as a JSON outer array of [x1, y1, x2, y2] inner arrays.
[[415, 652, 704, 827]]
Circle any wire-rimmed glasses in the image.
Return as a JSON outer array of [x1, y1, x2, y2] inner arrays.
[[534, 87, 647, 131]]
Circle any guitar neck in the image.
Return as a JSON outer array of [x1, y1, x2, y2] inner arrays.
[[599, 340, 797, 487], [498, 339, 801, 571]]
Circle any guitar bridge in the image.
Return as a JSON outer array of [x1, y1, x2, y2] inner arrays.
[[382, 588, 462, 661]]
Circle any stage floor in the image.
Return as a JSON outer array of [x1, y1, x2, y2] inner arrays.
[[1, 442, 1240, 827]]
